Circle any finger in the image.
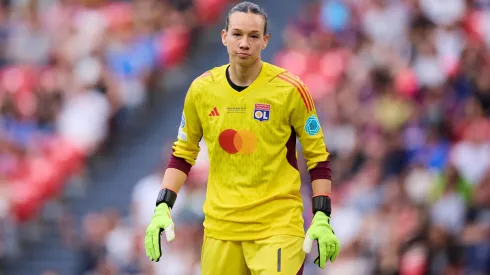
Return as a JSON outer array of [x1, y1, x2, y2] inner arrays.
[[149, 232, 159, 261], [319, 243, 328, 269], [327, 243, 335, 260], [144, 233, 153, 260], [314, 256, 320, 267], [148, 231, 157, 261], [330, 241, 340, 262], [154, 229, 164, 262], [152, 229, 162, 261], [165, 223, 175, 242], [303, 235, 314, 253], [316, 241, 321, 267]]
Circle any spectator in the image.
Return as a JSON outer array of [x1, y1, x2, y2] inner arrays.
[[76, 212, 111, 275], [4, 1, 490, 274], [271, 0, 490, 273]]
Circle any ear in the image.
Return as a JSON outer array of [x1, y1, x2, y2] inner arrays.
[[262, 34, 271, 50], [221, 29, 227, 46]]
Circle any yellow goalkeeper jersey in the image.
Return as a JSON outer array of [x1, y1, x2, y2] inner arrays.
[[172, 62, 329, 241]]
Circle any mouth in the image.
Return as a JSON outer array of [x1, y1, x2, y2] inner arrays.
[[237, 53, 250, 58]]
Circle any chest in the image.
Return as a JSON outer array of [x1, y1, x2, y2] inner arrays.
[[196, 89, 291, 144]]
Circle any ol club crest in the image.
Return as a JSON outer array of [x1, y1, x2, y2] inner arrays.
[[253, 104, 270, 121]]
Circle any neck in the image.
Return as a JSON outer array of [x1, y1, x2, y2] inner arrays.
[[228, 59, 263, 86]]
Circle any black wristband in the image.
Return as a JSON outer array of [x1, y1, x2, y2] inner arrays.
[[156, 188, 177, 208], [312, 195, 331, 217]]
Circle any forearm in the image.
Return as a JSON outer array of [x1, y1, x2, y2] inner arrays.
[[163, 154, 193, 194], [161, 168, 187, 193], [311, 179, 332, 197], [309, 159, 332, 197]]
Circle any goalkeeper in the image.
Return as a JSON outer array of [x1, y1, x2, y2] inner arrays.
[[145, 2, 340, 274]]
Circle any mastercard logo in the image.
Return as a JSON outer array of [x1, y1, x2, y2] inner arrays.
[[219, 129, 257, 154]]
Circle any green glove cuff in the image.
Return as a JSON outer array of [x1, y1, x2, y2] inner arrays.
[[154, 202, 171, 218], [311, 211, 332, 231]]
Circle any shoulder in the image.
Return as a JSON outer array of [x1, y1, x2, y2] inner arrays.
[[266, 63, 306, 90], [190, 64, 228, 88], [186, 65, 229, 105], [189, 70, 214, 90], [186, 65, 224, 101], [267, 64, 314, 111]]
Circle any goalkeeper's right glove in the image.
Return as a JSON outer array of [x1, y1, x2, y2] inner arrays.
[[303, 211, 340, 268], [302, 195, 340, 269], [145, 189, 177, 262]]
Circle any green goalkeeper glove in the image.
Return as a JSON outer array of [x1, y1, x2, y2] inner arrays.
[[303, 211, 340, 268], [145, 202, 175, 262]]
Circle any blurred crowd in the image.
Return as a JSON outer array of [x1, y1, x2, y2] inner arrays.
[[273, 0, 490, 274], [0, 0, 228, 272], [3, 0, 490, 274], [70, 147, 209, 274], [77, 0, 490, 274]]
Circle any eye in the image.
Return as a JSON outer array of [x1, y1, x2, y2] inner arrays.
[[232, 33, 241, 37], [251, 35, 259, 39]]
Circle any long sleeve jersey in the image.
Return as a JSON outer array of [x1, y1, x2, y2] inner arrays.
[[169, 62, 330, 240]]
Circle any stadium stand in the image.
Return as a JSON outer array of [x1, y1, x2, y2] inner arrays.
[[3, 0, 490, 274], [0, 0, 232, 272], [273, 0, 490, 274]]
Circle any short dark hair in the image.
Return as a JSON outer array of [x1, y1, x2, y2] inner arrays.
[[225, 1, 269, 35]]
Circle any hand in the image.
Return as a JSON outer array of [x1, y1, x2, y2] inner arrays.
[[303, 211, 340, 268], [145, 203, 175, 262]]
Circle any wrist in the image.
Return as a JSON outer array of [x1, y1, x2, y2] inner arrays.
[[156, 188, 177, 209], [312, 195, 331, 217]]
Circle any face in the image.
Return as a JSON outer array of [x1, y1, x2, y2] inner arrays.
[[222, 12, 270, 66]]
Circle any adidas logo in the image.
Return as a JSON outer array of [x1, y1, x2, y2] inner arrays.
[[209, 107, 220, 116]]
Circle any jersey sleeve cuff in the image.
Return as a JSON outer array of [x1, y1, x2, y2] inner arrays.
[[309, 160, 331, 181], [167, 154, 192, 175]]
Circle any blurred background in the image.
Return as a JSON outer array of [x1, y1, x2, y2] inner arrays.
[[0, 0, 490, 274]]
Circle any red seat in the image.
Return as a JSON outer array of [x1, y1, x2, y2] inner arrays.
[[22, 156, 64, 200], [57, 142, 84, 175], [302, 72, 334, 100], [10, 138, 85, 221], [273, 49, 310, 77], [395, 68, 418, 98], [195, 0, 227, 25], [158, 26, 190, 68], [103, 2, 132, 29], [10, 179, 44, 222], [41, 136, 84, 176]]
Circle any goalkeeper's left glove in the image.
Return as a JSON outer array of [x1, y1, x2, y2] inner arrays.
[[303, 196, 340, 269], [145, 188, 177, 262]]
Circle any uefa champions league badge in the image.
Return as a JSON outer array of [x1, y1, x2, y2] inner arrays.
[[180, 113, 186, 128], [305, 114, 321, 136], [178, 128, 187, 141], [178, 112, 187, 141], [253, 103, 270, 121]]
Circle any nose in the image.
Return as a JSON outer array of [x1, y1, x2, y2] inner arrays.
[[239, 37, 250, 50]]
